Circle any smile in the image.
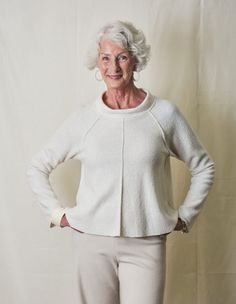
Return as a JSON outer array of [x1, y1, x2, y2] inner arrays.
[[108, 75, 123, 80]]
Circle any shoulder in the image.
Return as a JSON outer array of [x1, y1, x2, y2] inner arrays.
[[149, 95, 181, 120], [148, 94, 190, 134], [51, 102, 97, 138]]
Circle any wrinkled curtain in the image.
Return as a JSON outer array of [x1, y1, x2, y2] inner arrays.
[[0, 1, 234, 303]]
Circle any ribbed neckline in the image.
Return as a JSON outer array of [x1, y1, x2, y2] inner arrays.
[[95, 89, 155, 117]]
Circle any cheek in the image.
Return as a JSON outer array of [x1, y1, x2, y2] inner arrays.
[[97, 64, 106, 75], [123, 64, 134, 76], [123, 61, 135, 73]]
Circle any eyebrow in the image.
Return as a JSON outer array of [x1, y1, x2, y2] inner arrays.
[[99, 51, 129, 56]]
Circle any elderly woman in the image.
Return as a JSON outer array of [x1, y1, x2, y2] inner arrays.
[[27, 21, 215, 304]]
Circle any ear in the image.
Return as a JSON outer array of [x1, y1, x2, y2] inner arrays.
[[133, 63, 138, 72], [96, 56, 100, 69], [132, 57, 138, 72]]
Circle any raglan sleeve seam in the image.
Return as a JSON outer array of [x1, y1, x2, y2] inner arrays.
[[148, 102, 181, 159], [148, 110, 170, 157]]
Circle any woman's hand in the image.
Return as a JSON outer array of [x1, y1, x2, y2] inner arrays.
[[161, 218, 187, 237], [60, 214, 84, 233], [60, 214, 70, 227], [174, 218, 183, 231], [174, 217, 186, 231]]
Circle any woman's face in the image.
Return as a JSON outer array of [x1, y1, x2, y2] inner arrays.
[[97, 39, 136, 91]]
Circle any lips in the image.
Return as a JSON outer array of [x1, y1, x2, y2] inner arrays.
[[108, 74, 122, 80]]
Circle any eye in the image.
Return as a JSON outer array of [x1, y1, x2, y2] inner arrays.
[[101, 56, 110, 62], [118, 54, 128, 61]]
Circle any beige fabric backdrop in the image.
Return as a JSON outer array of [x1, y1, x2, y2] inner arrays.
[[0, 0, 234, 303]]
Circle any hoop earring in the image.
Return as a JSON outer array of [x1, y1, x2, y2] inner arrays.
[[133, 71, 140, 82], [95, 70, 103, 81]]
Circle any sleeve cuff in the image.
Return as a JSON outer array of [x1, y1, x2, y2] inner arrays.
[[50, 207, 67, 228]]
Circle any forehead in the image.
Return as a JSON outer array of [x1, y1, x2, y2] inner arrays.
[[99, 39, 128, 55]]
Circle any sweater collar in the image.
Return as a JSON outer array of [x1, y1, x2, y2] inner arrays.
[[95, 89, 154, 116]]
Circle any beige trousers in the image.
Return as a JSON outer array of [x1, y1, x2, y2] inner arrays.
[[72, 231, 167, 304]]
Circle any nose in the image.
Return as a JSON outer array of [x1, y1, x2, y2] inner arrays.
[[110, 58, 121, 72]]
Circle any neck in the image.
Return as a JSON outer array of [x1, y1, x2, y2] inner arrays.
[[104, 84, 146, 109]]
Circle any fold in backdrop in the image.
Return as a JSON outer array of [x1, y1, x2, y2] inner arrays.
[[0, 0, 235, 303]]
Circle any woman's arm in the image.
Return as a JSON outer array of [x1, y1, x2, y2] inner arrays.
[[155, 100, 215, 232], [26, 111, 81, 228]]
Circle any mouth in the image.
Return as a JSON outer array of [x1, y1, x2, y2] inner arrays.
[[107, 74, 123, 80]]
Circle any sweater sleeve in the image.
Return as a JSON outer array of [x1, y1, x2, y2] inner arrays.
[[157, 101, 215, 231], [26, 111, 82, 228]]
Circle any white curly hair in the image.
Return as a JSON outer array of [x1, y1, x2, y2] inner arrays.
[[85, 20, 151, 72]]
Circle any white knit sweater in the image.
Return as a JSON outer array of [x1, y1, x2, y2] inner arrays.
[[26, 89, 215, 237]]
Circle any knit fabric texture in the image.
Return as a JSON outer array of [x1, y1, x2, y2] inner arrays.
[[26, 90, 215, 237]]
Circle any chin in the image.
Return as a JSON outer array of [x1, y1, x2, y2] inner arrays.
[[105, 79, 132, 91], [107, 84, 125, 90]]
